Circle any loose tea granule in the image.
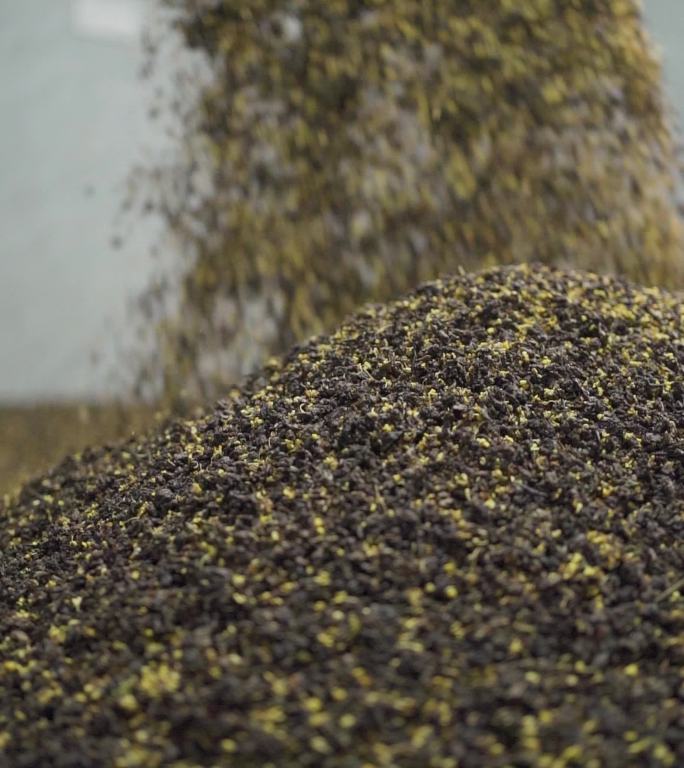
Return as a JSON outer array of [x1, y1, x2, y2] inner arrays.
[[139, 0, 684, 400], [4, 265, 684, 767]]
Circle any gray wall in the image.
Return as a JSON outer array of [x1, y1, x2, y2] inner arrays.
[[0, 0, 163, 402], [645, 2, 684, 131]]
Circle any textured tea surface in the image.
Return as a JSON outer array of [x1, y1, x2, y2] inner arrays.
[[3, 266, 684, 767], [141, 0, 684, 399]]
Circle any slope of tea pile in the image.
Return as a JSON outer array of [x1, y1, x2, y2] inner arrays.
[[4, 265, 684, 767], [140, 0, 684, 400]]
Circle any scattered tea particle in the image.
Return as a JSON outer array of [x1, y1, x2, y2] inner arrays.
[[309, 736, 331, 754], [509, 637, 524, 655], [339, 714, 356, 729], [653, 743, 676, 766], [118, 694, 138, 713]]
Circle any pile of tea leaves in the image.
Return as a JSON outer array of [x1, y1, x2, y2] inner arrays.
[[4, 265, 684, 767]]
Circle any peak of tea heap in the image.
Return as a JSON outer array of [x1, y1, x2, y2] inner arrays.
[[3, 265, 684, 767]]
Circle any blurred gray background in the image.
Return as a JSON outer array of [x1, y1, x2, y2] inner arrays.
[[0, 0, 164, 402], [0, 1, 682, 402]]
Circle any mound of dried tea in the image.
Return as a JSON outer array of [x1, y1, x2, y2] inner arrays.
[[139, 0, 684, 400], [4, 265, 684, 767]]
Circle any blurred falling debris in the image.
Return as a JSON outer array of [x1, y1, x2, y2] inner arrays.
[[131, 0, 684, 407]]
